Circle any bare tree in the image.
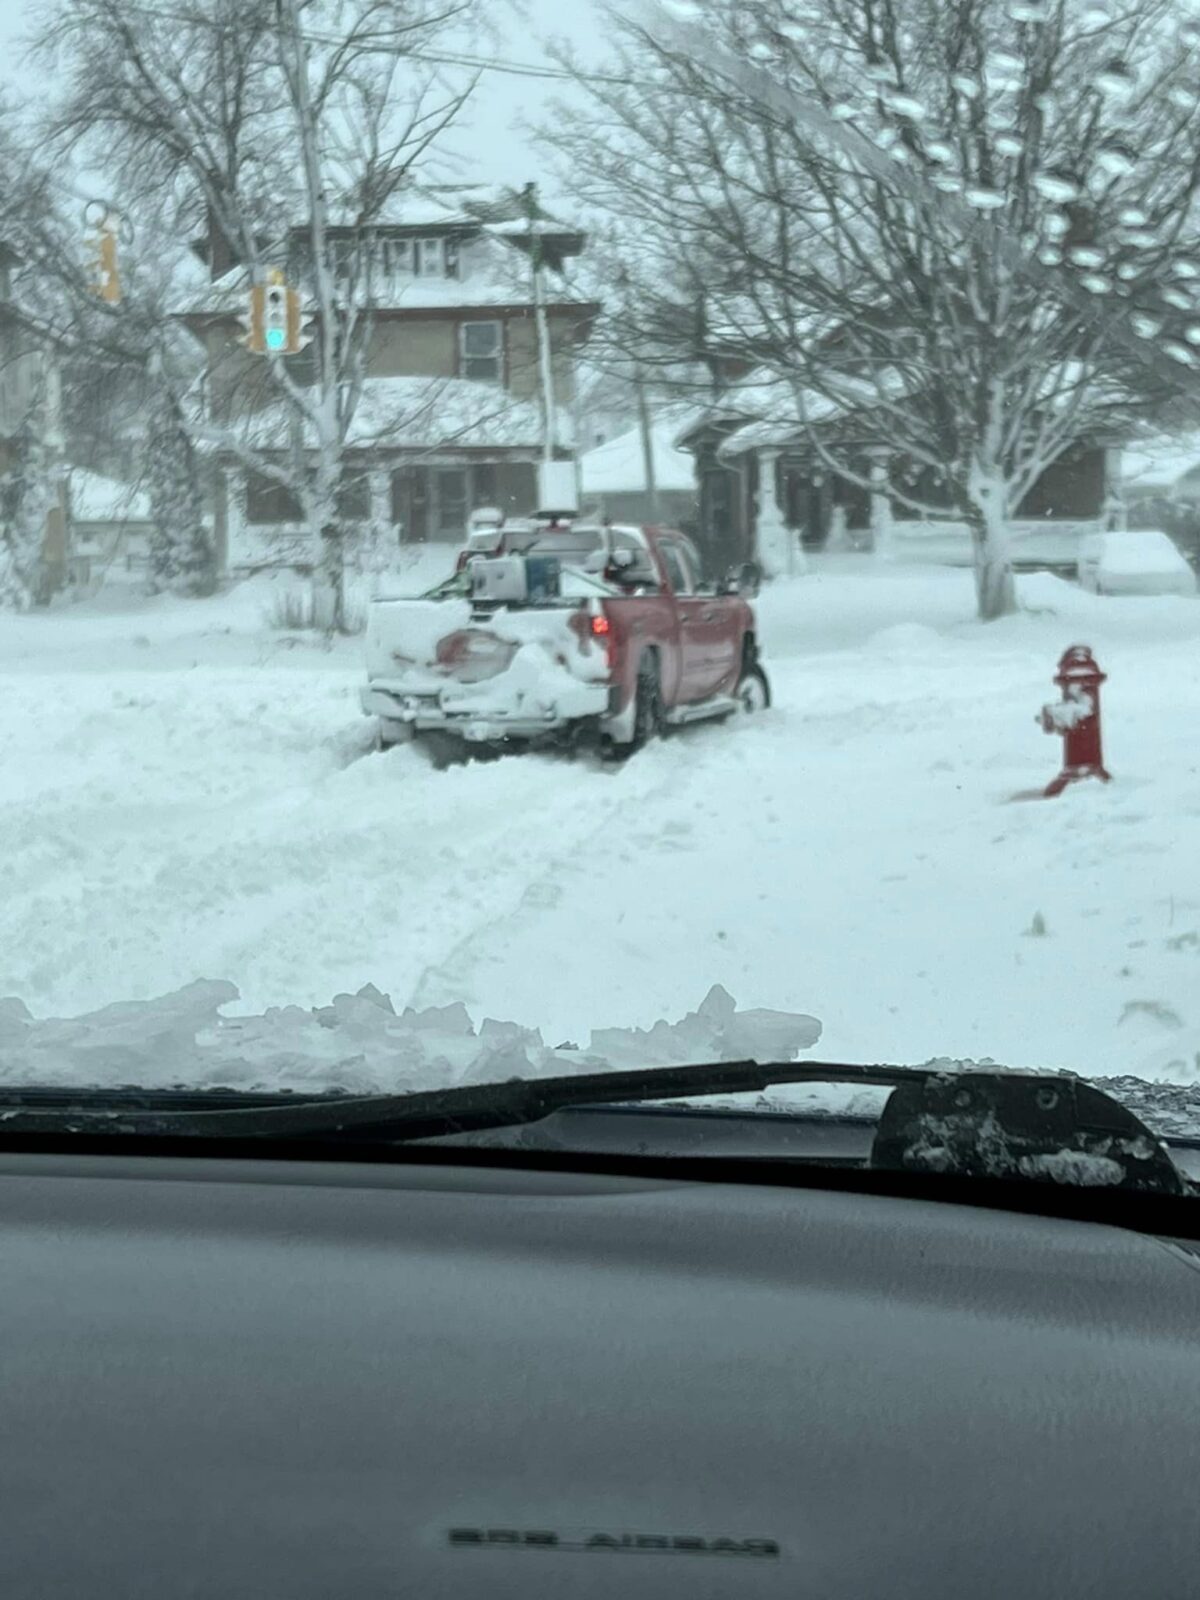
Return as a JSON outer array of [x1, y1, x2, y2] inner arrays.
[[0, 120, 220, 600], [545, 0, 1200, 617], [36, 0, 479, 628]]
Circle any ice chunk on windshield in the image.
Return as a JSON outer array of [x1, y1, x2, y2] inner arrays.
[[0, 981, 822, 1096]]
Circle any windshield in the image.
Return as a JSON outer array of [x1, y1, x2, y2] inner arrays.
[[3, 0, 1200, 1164]]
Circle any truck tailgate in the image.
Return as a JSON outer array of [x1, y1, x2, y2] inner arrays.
[[364, 597, 611, 733]]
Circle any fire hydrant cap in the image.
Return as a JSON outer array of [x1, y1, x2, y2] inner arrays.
[[1055, 643, 1106, 687]]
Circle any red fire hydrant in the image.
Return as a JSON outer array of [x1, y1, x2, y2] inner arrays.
[[1038, 645, 1111, 798]]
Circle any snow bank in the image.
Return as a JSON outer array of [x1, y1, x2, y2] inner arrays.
[[0, 981, 821, 1094]]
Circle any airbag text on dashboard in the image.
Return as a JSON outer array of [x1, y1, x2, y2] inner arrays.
[[447, 1528, 781, 1557]]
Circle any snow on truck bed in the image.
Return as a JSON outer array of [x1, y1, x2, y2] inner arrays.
[[3, 557, 1200, 1091], [365, 579, 613, 719]]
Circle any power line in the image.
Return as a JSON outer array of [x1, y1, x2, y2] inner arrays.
[[85, 0, 632, 86]]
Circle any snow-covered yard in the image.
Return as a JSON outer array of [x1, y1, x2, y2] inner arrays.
[[4, 553, 1200, 1086]]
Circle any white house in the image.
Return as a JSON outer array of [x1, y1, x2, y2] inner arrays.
[[67, 468, 155, 583]]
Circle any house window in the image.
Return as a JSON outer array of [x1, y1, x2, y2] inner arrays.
[[382, 238, 411, 276], [414, 237, 445, 278], [472, 462, 498, 508], [336, 471, 371, 523], [436, 468, 468, 537], [460, 320, 502, 383], [245, 471, 302, 525], [391, 466, 429, 542]]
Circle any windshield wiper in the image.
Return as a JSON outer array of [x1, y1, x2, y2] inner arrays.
[[0, 1060, 1188, 1196], [0, 1059, 903, 1138]]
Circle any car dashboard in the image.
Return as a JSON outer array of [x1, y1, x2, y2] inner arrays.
[[1, 1148, 1199, 1598]]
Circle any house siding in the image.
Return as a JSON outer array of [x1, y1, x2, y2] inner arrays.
[[506, 311, 577, 407], [367, 318, 457, 380], [200, 306, 582, 415]]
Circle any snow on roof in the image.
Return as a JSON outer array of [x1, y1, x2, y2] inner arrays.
[[327, 190, 476, 229], [713, 378, 842, 458], [1120, 432, 1200, 492], [325, 184, 578, 235], [580, 416, 699, 494], [677, 364, 913, 459], [69, 469, 151, 524], [203, 375, 570, 455], [177, 256, 590, 318]]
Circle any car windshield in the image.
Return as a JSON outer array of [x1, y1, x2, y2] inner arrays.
[[4, 0, 1200, 1166]]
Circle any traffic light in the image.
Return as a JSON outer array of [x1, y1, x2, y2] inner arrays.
[[238, 269, 310, 356], [87, 225, 120, 304], [263, 274, 288, 351]]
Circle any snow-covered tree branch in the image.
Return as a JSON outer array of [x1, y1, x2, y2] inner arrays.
[[545, 0, 1200, 618], [34, 0, 479, 628]]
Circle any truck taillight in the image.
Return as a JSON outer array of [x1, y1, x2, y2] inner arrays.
[[569, 609, 609, 641]]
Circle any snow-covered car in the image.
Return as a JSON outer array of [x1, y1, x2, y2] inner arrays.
[[1076, 530, 1197, 596]]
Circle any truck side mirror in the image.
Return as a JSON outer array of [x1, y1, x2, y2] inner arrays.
[[721, 561, 761, 598]]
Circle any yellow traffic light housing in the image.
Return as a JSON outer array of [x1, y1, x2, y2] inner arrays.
[[237, 283, 266, 353], [88, 226, 120, 304], [263, 271, 288, 352], [287, 285, 312, 354], [239, 268, 311, 356]]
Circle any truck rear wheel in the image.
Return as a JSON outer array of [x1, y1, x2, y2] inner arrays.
[[376, 718, 413, 751]]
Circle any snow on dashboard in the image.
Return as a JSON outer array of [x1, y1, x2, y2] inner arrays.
[[0, 981, 822, 1095]]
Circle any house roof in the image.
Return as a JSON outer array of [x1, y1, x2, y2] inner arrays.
[[189, 186, 586, 277], [580, 415, 699, 495], [672, 364, 916, 458], [174, 230, 597, 320], [1120, 432, 1200, 493], [69, 468, 151, 523], [325, 190, 480, 229], [198, 374, 571, 455]]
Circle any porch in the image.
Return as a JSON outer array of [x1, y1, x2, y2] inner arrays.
[[691, 429, 1120, 577], [220, 453, 543, 572]]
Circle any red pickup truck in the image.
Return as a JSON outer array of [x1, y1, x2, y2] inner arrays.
[[361, 523, 768, 756]]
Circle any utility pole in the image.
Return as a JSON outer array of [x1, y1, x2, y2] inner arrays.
[[523, 181, 557, 466], [615, 266, 659, 524], [634, 364, 659, 524]]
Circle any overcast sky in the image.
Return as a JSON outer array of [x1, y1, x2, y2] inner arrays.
[[0, 0, 607, 198]]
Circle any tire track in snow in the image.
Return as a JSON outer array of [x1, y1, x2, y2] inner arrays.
[[405, 742, 678, 1015], [407, 724, 746, 1019]]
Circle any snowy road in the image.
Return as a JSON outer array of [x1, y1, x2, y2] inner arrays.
[[5, 559, 1200, 1083]]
